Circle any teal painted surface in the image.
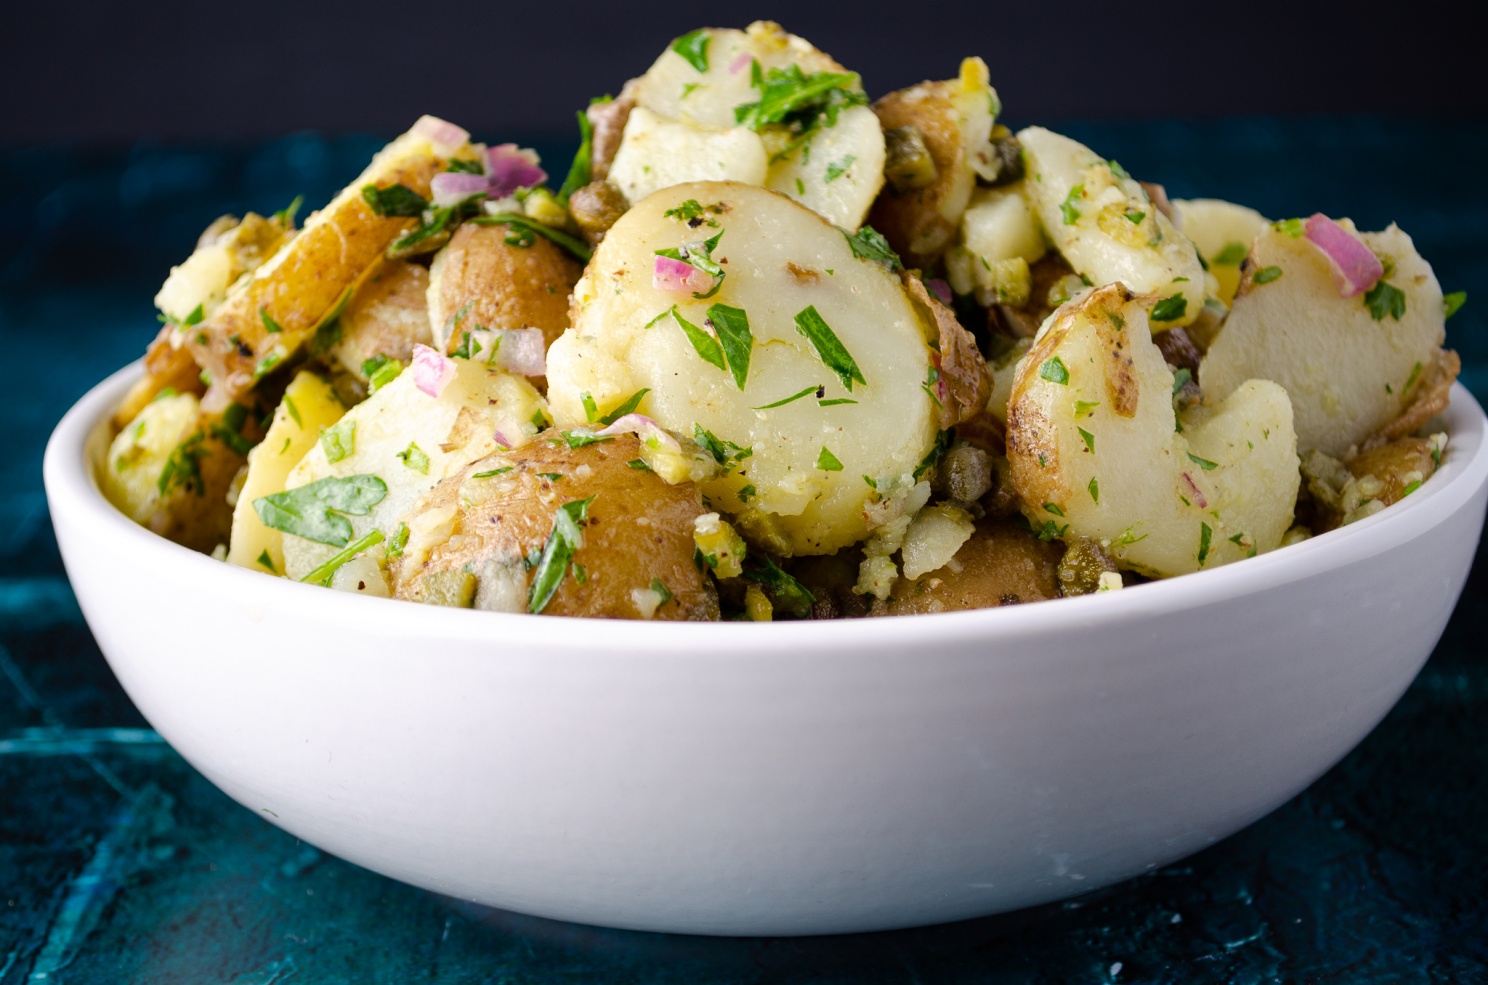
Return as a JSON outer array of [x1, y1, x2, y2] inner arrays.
[[1, 118, 1485, 982]]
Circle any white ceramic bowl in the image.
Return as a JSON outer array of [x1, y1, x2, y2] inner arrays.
[[45, 362, 1488, 937]]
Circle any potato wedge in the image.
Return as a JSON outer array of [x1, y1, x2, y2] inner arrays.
[[867, 58, 1000, 268], [327, 260, 432, 382], [546, 181, 942, 556], [390, 434, 717, 619], [870, 517, 1062, 615], [1199, 220, 1447, 457], [901, 271, 990, 429], [226, 371, 346, 574], [188, 118, 472, 410], [1007, 284, 1299, 578], [612, 22, 884, 230], [425, 222, 583, 370], [1018, 127, 1205, 328], [279, 358, 546, 580]]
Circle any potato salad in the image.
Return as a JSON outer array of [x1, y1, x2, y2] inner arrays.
[[102, 21, 1466, 620]]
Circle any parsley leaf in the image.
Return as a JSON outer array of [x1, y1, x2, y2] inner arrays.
[[320, 419, 355, 463], [742, 557, 815, 618], [473, 213, 593, 263], [1060, 183, 1084, 225], [1253, 265, 1283, 285], [734, 62, 864, 133], [1186, 451, 1219, 471], [396, 442, 430, 474], [650, 578, 674, 606], [1039, 356, 1069, 385], [363, 355, 403, 392], [1078, 427, 1096, 454], [753, 385, 818, 410], [157, 433, 207, 496], [671, 29, 711, 73], [600, 388, 651, 425], [669, 306, 726, 371], [842, 226, 902, 270], [253, 475, 388, 547], [1171, 367, 1193, 395], [1443, 290, 1467, 319], [816, 446, 844, 471], [558, 102, 600, 204], [793, 305, 866, 391], [1088, 476, 1100, 503], [528, 497, 595, 613], [301, 529, 386, 587], [1213, 242, 1248, 265], [1198, 521, 1213, 567], [362, 183, 429, 218], [692, 424, 752, 471], [1364, 280, 1407, 321], [824, 155, 856, 183], [707, 303, 754, 390], [1151, 294, 1188, 322]]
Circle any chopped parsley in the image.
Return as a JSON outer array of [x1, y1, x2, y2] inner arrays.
[[1273, 218, 1305, 238], [1252, 265, 1283, 285], [1213, 242, 1248, 265], [272, 194, 303, 226], [753, 385, 818, 410], [1404, 360, 1423, 394], [1171, 367, 1193, 395], [396, 442, 430, 474], [818, 397, 857, 407], [452, 331, 483, 360], [554, 429, 614, 449], [741, 557, 815, 618], [816, 446, 844, 471], [1088, 477, 1100, 503], [259, 307, 284, 334], [1075, 400, 1099, 418], [157, 433, 206, 497], [1151, 294, 1188, 323], [557, 103, 598, 204], [824, 155, 856, 183], [362, 354, 403, 392], [208, 403, 255, 456], [1443, 291, 1467, 319], [309, 286, 354, 355], [1186, 452, 1218, 471], [793, 305, 865, 391], [579, 391, 599, 422], [253, 474, 388, 547], [320, 419, 356, 463], [301, 529, 385, 587], [597, 389, 650, 426], [1364, 280, 1407, 321], [1060, 184, 1084, 225], [664, 199, 724, 228], [472, 466, 514, 479], [472, 213, 592, 263], [256, 550, 277, 574], [1039, 356, 1070, 385], [913, 429, 953, 481], [668, 306, 726, 371], [385, 522, 409, 560], [1078, 427, 1096, 455], [528, 496, 595, 614], [1044, 502, 1065, 517], [734, 62, 865, 135], [626, 458, 652, 471], [671, 29, 710, 73], [654, 229, 725, 299], [842, 225, 902, 270], [708, 303, 754, 390], [1124, 209, 1145, 224], [362, 183, 429, 218], [1197, 521, 1213, 567], [650, 578, 674, 606], [693, 424, 752, 471]]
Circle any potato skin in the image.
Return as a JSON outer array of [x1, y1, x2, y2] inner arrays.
[[392, 434, 718, 620], [426, 222, 582, 382], [870, 518, 1061, 616], [901, 271, 989, 429], [328, 260, 432, 380]]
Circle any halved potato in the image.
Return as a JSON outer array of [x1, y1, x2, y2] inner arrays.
[[327, 260, 432, 382], [609, 22, 885, 230], [1199, 221, 1448, 457], [279, 358, 546, 580], [545, 180, 942, 555], [188, 117, 474, 410], [1018, 127, 1205, 328], [867, 57, 1000, 268], [1007, 284, 1299, 577], [425, 222, 583, 365], [390, 434, 717, 619]]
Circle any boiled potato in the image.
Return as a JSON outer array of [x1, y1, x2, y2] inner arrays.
[[279, 357, 546, 580], [1172, 198, 1269, 304], [390, 434, 717, 619], [944, 181, 1048, 307], [1018, 127, 1205, 328], [226, 371, 345, 574], [155, 212, 296, 326], [1007, 284, 1299, 578], [425, 222, 582, 366], [327, 260, 432, 382], [1304, 433, 1445, 531], [1199, 221, 1447, 458], [111, 327, 209, 430], [868, 57, 1000, 268], [188, 117, 475, 410], [612, 22, 885, 230], [545, 181, 942, 556], [103, 392, 257, 553], [870, 518, 1062, 615]]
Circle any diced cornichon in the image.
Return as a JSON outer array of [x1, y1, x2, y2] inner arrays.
[[545, 181, 941, 556]]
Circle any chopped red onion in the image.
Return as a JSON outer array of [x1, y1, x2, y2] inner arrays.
[[412, 116, 470, 156], [652, 255, 716, 295], [925, 278, 953, 306], [1304, 213, 1383, 297], [411, 344, 457, 398], [431, 171, 492, 207], [1180, 472, 1208, 509], [597, 414, 682, 453], [493, 430, 513, 449], [486, 144, 547, 198], [729, 52, 752, 74], [492, 329, 546, 377]]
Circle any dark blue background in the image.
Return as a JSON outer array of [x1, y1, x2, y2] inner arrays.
[[2, 116, 1486, 981]]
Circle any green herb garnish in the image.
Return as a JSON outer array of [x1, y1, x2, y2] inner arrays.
[[793, 305, 865, 392], [253, 474, 388, 547]]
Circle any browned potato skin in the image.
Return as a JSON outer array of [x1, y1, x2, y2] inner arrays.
[[902, 271, 990, 429], [1369, 348, 1460, 448], [189, 154, 449, 411], [329, 260, 432, 379], [429, 223, 582, 388], [1349, 437, 1440, 504], [155, 409, 268, 553], [867, 83, 968, 269], [392, 434, 718, 620], [112, 327, 208, 430], [870, 518, 1062, 616], [587, 89, 636, 184]]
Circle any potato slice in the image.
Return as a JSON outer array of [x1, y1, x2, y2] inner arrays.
[[188, 117, 472, 410], [1172, 198, 1269, 304], [867, 57, 999, 268], [425, 221, 584, 364], [226, 371, 345, 575], [545, 181, 941, 556], [1007, 284, 1298, 578], [390, 434, 717, 620], [1018, 127, 1205, 328], [615, 22, 884, 230], [1199, 221, 1447, 458], [280, 358, 545, 580], [327, 260, 432, 382]]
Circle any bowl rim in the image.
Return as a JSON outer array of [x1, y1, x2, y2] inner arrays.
[[45, 360, 1488, 653]]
